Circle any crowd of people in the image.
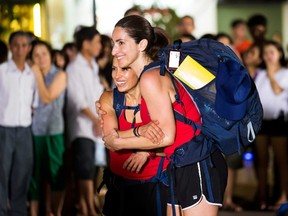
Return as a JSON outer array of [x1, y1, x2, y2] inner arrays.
[[1, 6, 288, 216]]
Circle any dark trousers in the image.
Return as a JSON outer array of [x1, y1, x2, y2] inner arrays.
[[0, 126, 33, 216]]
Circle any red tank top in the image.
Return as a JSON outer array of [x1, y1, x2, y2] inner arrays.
[[109, 97, 169, 180], [164, 80, 202, 158]]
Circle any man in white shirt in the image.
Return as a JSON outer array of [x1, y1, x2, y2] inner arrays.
[[0, 31, 37, 216], [66, 26, 103, 216]]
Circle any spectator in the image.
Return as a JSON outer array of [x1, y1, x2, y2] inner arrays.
[[61, 42, 77, 68], [254, 40, 288, 211], [247, 14, 268, 49], [0, 30, 37, 216], [200, 33, 216, 40], [66, 26, 103, 216], [179, 33, 196, 43], [242, 43, 264, 79], [176, 15, 196, 40], [0, 40, 8, 64], [97, 34, 114, 91], [52, 49, 66, 70], [29, 40, 67, 216], [230, 19, 252, 56], [215, 32, 241, 60], [124, 5, 143, 17]]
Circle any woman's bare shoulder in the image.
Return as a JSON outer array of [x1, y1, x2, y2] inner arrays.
[[99, 90, 113, 103]]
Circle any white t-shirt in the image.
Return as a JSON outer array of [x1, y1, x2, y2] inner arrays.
[[0, 59, 37, 127], [66, 53, 103, 143], [254, 67, 288, 120]]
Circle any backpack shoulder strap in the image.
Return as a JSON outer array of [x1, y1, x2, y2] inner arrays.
[[139, 61, 162, 81], [112, 88, 140, 128], [113, 88, 125, 119]]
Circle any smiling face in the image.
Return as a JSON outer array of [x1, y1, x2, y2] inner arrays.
[[111, 57, 138, 93], [111, 27, 141, 69]]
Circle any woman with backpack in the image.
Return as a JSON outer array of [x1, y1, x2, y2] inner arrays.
[[101, 15, 227, 216]]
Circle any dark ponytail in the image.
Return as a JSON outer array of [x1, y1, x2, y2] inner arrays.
[[115, 15, 170, 61]]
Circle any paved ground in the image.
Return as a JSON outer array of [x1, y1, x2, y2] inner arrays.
[[219, 210, 275, 216]]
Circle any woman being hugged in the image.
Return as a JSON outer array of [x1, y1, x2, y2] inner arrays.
[[102, 15, 227, 216], [99, 57, 169, 216]]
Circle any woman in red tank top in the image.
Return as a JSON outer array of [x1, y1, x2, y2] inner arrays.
[[99, 58, 169, 216]]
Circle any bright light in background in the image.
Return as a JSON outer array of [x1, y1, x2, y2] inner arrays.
[[33, 3, 41, 37], [95, 0, 217, 38]]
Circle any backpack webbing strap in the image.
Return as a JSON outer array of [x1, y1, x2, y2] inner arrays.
[[155, 156, 165, 216], [167, 72, 201, 133], [168, 160, 177, 216], [201, 159, 215, 203], [113, 88, 125, 118], [173, 110, 200, 133], [113, 88, 140, 128]]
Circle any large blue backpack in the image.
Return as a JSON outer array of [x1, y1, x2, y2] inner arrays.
[[152, 38, 263, 167]]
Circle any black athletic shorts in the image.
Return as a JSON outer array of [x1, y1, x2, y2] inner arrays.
[[102, 172, 168, 216], [167, 150, 228, 210], [72, 137, 95, 179], [259, 118, 288, 136]]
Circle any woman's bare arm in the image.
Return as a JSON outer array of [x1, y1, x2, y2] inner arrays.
[[31, 64, 67, 104], [139, 69, 176, 147]]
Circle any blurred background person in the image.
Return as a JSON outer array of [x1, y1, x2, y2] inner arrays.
[[124, 5, 144, 17], [200, 33, 216, 40], [66, 26, 103, 216], [177, 15, 195, 35], [52, 49, 66, 70], [242, 43, 264, 80], [93, 33, 113, 212], [179, 33, 196, 43], [0, 39, 8, 64], [96, 34, 114, 91], [0, 30, 36, 216], [230, 18, 252, 57], [215, 32, 241, 60], [254, 40, 288, 211], [61, 42, 77, 68], [29, 40, 67, 216], [176, 15, 196, 40], [247, 14, 268, 49]]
